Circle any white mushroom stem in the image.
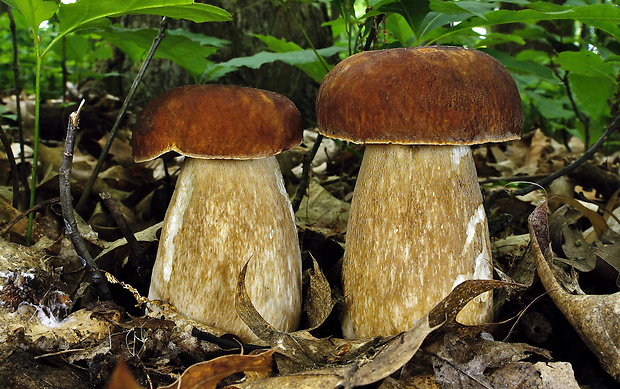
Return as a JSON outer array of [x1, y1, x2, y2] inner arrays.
[[149, 156, 302, 342], [341, 144, 493, 338]]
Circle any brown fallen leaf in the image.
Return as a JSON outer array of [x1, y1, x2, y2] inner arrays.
[[303, 255, 336, 329], [225, 372, 345, 388], [529, 202, 620, 382], [235, 259, 520, 388], [160, 349, 276, 389], [424, 332, 564, 389], [107, 358, 145, 389]]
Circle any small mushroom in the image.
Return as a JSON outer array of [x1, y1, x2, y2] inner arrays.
[[132, 85, 303, 341], [316, 47, 522, 338]]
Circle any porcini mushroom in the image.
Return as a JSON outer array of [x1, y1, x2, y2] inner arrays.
[[132, 84, 303, 341], [316, 46, 522, 338]]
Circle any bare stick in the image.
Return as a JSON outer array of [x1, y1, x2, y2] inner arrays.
[[0, 127, 19, 208], [76, 17, 168, 212], [7, 5, 27, 209], [514, 114, 620, 197], [60, 100, 112, 301], [291, 133, 324, 213], [554, 68, 590, 149], [99, 191, 149, 277]]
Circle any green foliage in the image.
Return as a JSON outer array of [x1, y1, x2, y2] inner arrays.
[[223, 0, 618, 147], [210, 35, 345, 83], [2, 0, 230, 243], [95, 26, 225, 81], [3, 0, 620, 240]]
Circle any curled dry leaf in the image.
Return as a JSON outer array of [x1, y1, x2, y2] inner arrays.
[[235, 260, 519, 388], [160, 349, 276, 389], [304, 255, 336, 329], [529, 202, 620, 382]]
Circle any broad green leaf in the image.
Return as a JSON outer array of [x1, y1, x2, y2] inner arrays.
[[385, 13, 415, 47], [218, 45, 346, 83], [57, 0, 230, 38], [375, 0, 430, 40], [124, 4, 231, 22], [422, 3, 620, 44], [51, 34, 90, 62], [478, 32, 526, 47], [419, 12, 472, 41], [95, 26, 220, 80], [482, 48, 560, 84], [248, 34, 340, 83], [167, 28, 230, 48], [535, 95, 574, 120], [568, 73, 614, 121], [556, 50, 618, 84], [3, 0, 58, 32], [452, 1, 496, 20]]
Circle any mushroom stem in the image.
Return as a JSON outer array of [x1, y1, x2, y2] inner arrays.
[[341, 144, 493, 338], [149, 156, 302, 342]]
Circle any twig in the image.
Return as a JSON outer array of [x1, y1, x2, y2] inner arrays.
[[33, 348, 85, 360], [363, 14, 386, 51], [191, 327, 266, 351], [479, 174, 547, 185], [514, 114, 620, 197], [76, 17, 169, 212], [291, 133, 324, 213], [60, 100, 112, 301], [552, 66, 590, 148], [99, 191, 149, 278], [7, 5, 27, 209], [0, 197, 60, 237], [0, 127, 19, 208]]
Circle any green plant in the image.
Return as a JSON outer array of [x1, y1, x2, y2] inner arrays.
[[2, 0, 230, 243], [212, 0, 619, 147]]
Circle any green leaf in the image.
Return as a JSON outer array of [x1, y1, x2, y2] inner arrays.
[[423, 3, 620, 44], [536, 95, 574, 120], [245, 34, 342, 83], [3, 0, 58, 32], [481, 48, 560, 84], [217, 43, 345, 84], [166, 28, 230, 48], [375, 0, 430, 40], [556, 50, 618, 83], [452, 1, 496, 20], [57, 0, 230, 38], [95, 26, 220, 80], [568, 73, 614, 121], [385, 13, 415, 47]]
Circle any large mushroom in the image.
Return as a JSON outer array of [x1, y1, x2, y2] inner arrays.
[[132, 84, 303, 341], [316, 46, 523, 338]]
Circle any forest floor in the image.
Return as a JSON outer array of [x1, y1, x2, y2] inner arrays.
[[0, 89, 619, 388]]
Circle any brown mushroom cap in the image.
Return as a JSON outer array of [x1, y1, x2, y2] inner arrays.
[[132, 85, 303, 162], [316, 46, 523, 145]]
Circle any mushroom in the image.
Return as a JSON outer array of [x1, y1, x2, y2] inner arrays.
[[132, 84, 303, 341], [316, 46, 522, 338]]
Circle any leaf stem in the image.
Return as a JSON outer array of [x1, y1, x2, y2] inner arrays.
[[27, 34, 42, 245], [280, 1, 330, 73]]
